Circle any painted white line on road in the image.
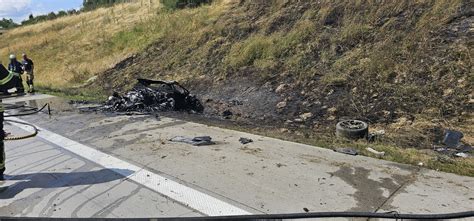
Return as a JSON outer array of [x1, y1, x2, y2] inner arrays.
[[8, 117, 251, 216]]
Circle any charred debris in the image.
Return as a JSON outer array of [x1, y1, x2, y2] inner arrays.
[[98, 79, 204, 114]]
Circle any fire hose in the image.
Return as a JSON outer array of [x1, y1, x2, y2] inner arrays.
[[4, 103, 51, 117], [3, 103, 49, 141]]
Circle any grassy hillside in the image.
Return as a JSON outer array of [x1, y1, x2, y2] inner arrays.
[[0, 0, 163, 88], [97, 0, 472, 128], [0, 0, 232, 90], [0, 0, 472, 175]]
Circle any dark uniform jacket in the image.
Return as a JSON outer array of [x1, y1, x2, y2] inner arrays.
[[8, 60, 23, 74], [22, 58, 34, 72]]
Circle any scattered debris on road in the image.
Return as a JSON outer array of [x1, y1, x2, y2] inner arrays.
[[434, 146, 449, 154], [103, 79, 203, 114], [239, 137, 253, 144], [170, 136, 216, 146], [367, 130, 385, 142], [366, 147, 385, 157], [433, 129, 471, 158], [459, 144, 473, 153], [333, 148, 358, 156], [442, 129, 463, 148], [454, 152, 469, 158]]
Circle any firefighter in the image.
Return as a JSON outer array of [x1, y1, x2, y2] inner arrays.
[[22, 53, 35, 93], [0, 62, 17, 180], [0, 64, 12, 180], [0, 103, 4, 180], [8, 54, 25, 94]]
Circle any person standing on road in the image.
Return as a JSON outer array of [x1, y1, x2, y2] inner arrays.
[[0, 62, 18, 180], [7, 54, 25, 94], [22, 53, 35, 93]]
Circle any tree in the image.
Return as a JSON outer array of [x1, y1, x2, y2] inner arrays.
[[57, 10, 68, 17], [47, 12, 57, 20], [82, 0, 131, 11], [67, 9, 78, 15], [0, 18, 18, 29]]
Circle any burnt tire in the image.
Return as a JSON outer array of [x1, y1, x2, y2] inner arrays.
[[336, 120, 368, 140]]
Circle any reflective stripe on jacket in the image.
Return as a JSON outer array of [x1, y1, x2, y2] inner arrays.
[[0, 71, 13, 86]]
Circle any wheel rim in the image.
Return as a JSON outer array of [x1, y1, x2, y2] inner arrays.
[[339, 120, 365, 130]]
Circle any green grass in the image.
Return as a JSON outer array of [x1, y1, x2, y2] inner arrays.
[[37, 84, 107, 102], [226, 20, 318, 70]]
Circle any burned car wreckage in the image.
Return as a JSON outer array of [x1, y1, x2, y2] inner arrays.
[[103, 79, 204, 114]]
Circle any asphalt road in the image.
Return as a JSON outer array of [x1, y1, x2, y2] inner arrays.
[[0, 94, 473, 219]]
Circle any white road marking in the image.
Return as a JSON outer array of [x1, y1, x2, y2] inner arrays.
[[8, 117, 251, 216]]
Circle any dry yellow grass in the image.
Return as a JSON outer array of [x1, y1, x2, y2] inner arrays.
[[0, 0, 232, 89], [0, 0, 162, 87]]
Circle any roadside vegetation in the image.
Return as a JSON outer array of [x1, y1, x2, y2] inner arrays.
[[20, 10, 79, 26], [0, 0, 472, 176], [0, 18, 18, 29]]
